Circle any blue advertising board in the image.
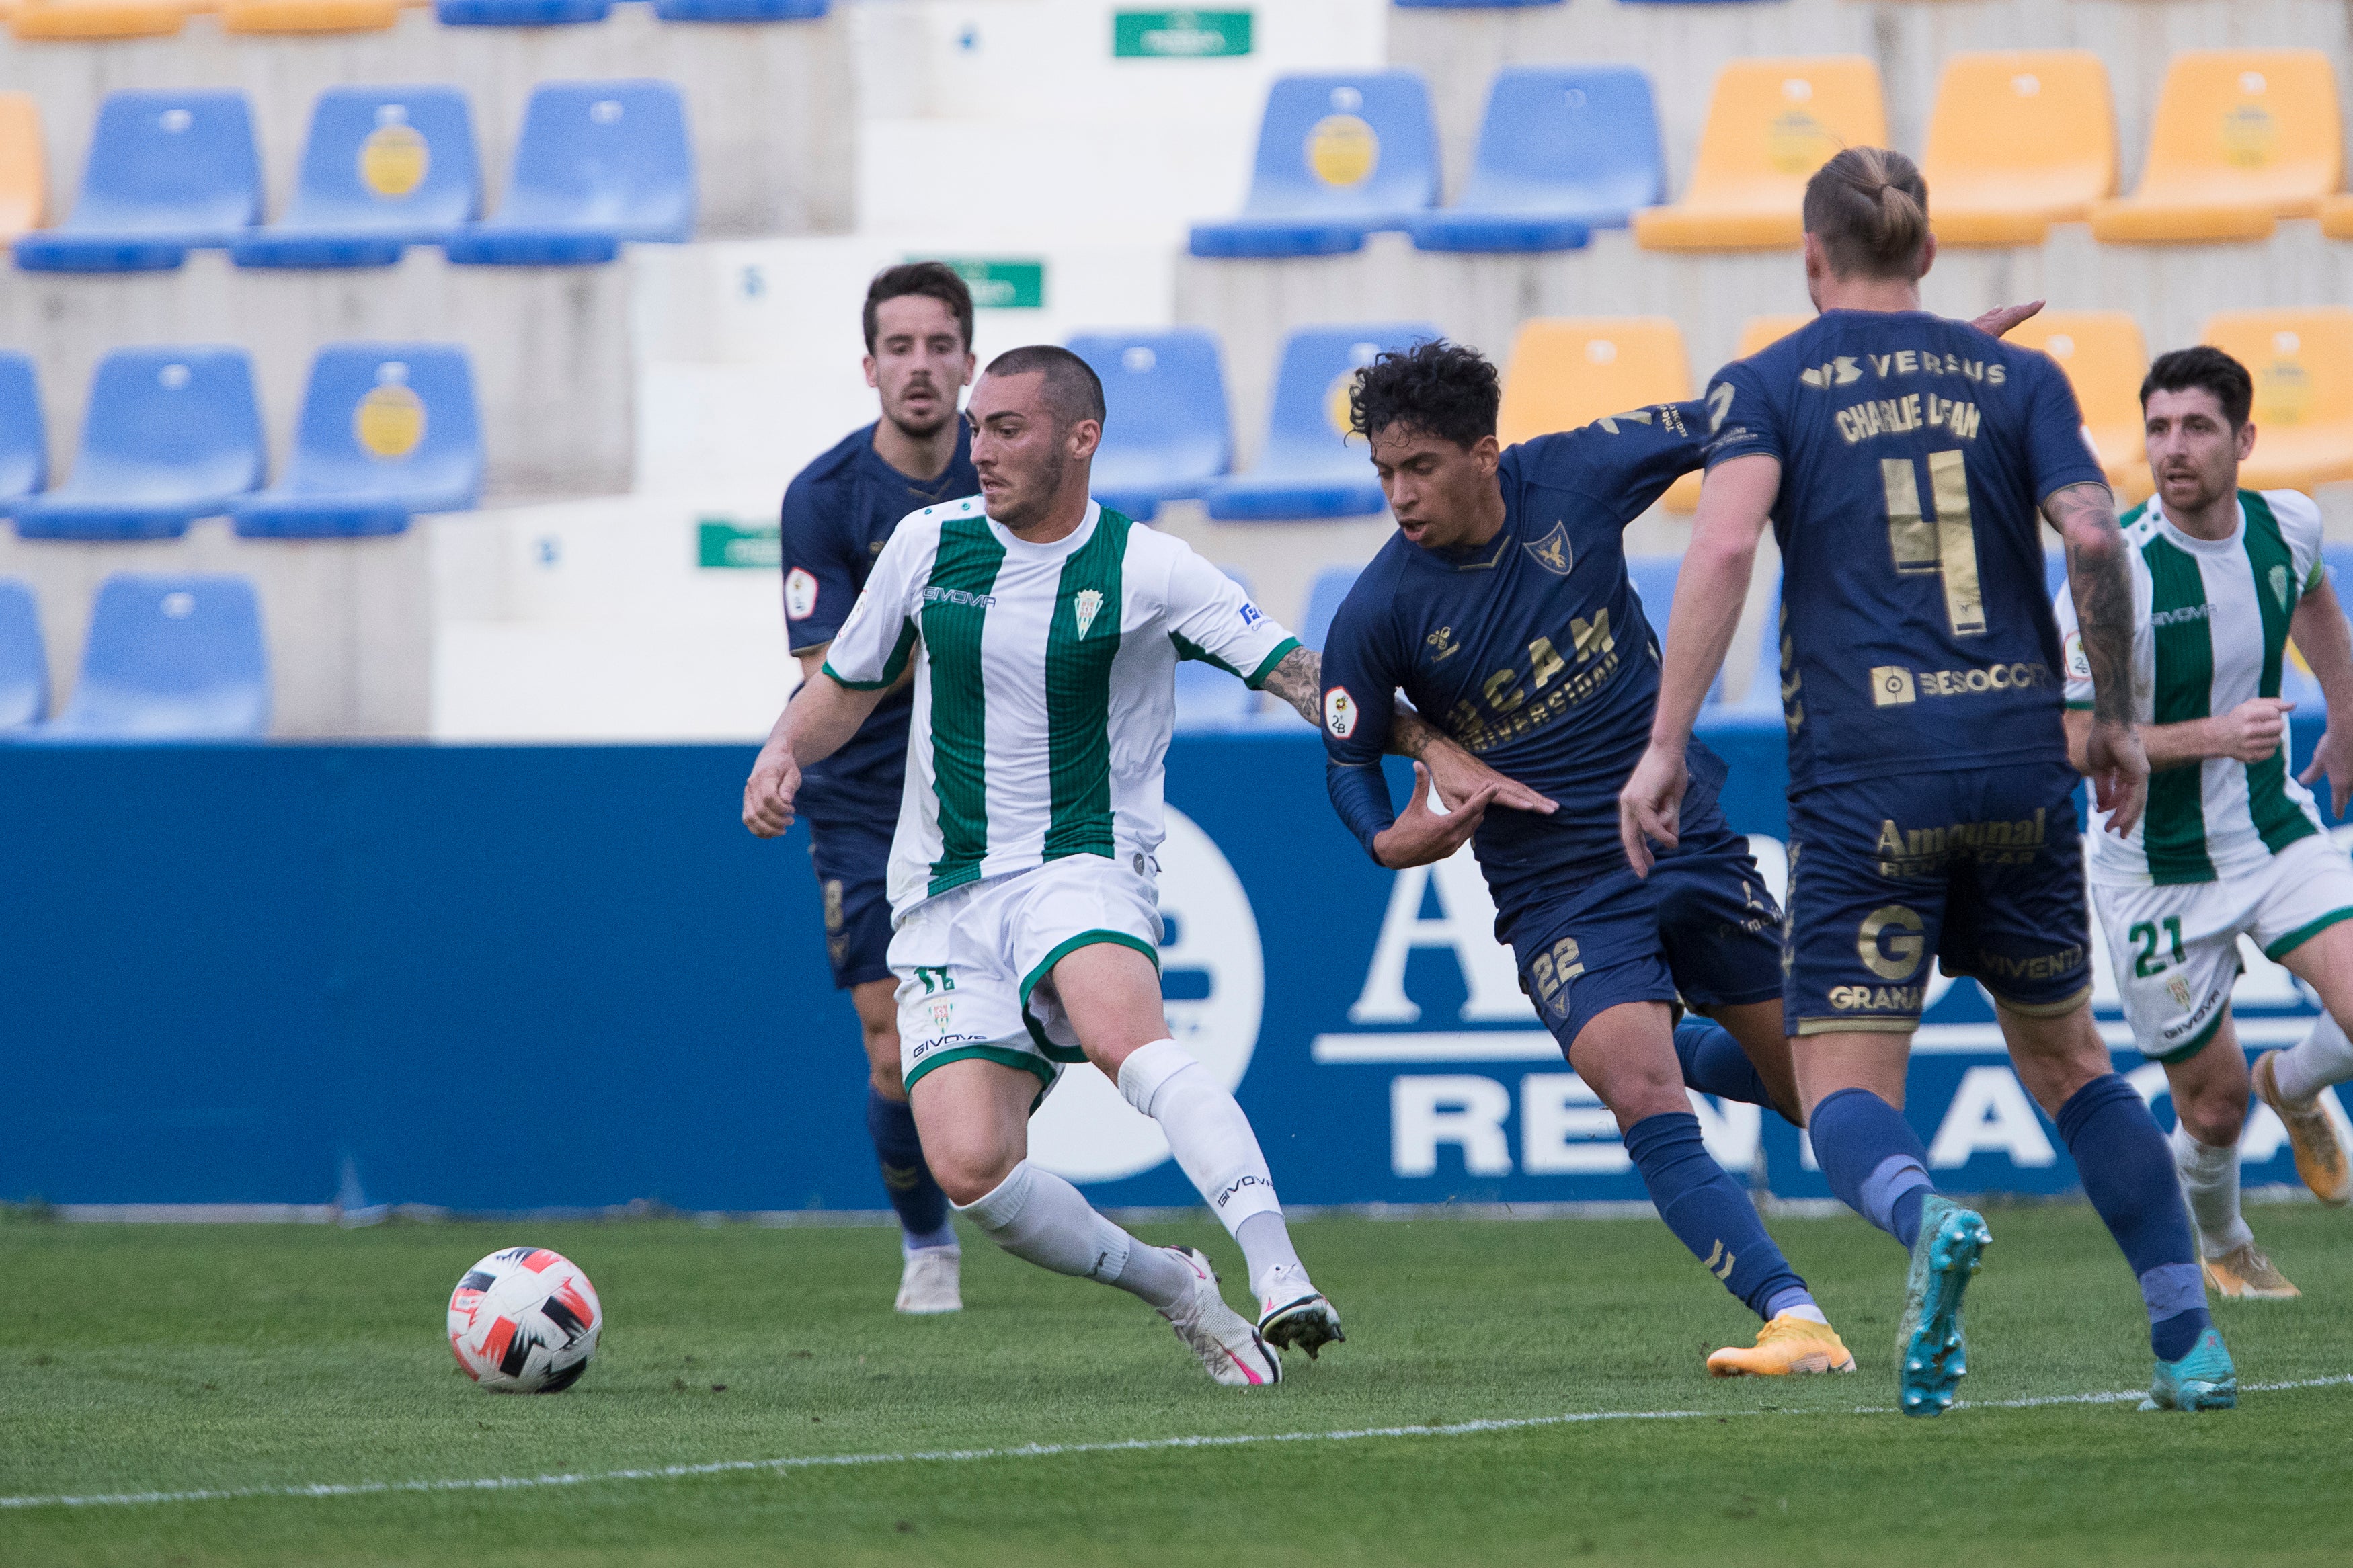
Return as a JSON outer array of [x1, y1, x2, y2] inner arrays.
[[0, 719, 2343, 1212]]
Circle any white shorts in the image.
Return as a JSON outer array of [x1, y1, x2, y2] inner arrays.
[[889, 853, 1162, 1099], [2093, 833, 2353, 1063]]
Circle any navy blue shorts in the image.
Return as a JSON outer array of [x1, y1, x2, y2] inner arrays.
[[1782, 760, 2091, 1036], [806, 819, 895, 990], [1508, 788, 1785, 1055]]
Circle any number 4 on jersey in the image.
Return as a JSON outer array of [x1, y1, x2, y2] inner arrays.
[[1881, 451, 1988, 637]]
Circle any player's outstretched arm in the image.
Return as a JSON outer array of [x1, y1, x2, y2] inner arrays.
[[1621, 454, 1776, 876], [2293, 573, 2353, 815], [742, 669, 887, 839], [1262, 646, 1556, 815], [2046, 481, 2149, 836]]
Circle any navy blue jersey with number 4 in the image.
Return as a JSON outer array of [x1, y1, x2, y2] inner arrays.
[[1321, 404, 1712, 909], [781, 420, 978, 829], [1703, 310, 2106, 792]]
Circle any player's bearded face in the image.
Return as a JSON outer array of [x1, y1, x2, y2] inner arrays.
[[867, 295, 973, 440], [969, 372, 1075, 530], [2142, 387, 2247, 515]]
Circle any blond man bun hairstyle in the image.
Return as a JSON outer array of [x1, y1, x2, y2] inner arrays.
[[1802, 147, 1931, 279]]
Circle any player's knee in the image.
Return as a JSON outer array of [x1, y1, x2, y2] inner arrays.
[[2176, 1086, 2246, 1149], [930, 1143, 1020, 1208]]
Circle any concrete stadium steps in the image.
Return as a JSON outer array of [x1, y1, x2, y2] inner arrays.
[[1390, 0, 2353, 205], [0, 249, 633, 498], [2, 5, 854, 237]]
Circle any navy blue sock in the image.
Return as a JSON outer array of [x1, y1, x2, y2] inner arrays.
[[1624, 1111, 1812, 1321], [1810, 1087, 1935, 1249], [867, 1087, 954, 1250], [2057, 1073, 2210, 1362], [1673, 1018, 1793, 1124]]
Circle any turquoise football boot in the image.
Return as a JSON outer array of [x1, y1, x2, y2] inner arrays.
[[1897, 1194, 1991, 1417], [2142, 1327, 2237, 1412]]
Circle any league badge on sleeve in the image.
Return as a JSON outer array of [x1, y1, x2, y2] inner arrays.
[[785, 567, 820, 622], [1324, 686, 1357, 739], [2064, 630, 2090, 680]]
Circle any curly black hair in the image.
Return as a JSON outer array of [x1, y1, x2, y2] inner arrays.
[[1347, 338, 1499, 450]]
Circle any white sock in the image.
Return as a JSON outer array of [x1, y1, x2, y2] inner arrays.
[[954, 1159, 1190, 1311], [2274, 1012, 2353, 1104], [2171, 1122, 2254, 1257], [1119, 1038, 1304, 1301]]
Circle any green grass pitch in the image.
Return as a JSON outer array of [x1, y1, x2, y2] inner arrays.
[[3, 1204, 2350, 1566]]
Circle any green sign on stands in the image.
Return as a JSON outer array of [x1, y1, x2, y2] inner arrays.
[[923, 257, 1047, 310], [698, 518, 780, 570], [1113, 10, 1252, 59]]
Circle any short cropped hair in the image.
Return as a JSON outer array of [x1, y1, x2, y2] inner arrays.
[[863, 261, 975, 354], [1347, 338, 1498, 449], [1803, 147, 1931, 280], [2141, 345, 2255, 429], [984, 344, 1107, 427]]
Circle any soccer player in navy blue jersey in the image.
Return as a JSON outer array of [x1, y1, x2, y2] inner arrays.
[[1623, 147, 2235, 1415], [753, 263, 982, 1315]]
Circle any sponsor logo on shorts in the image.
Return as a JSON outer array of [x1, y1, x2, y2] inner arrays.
[[1870, 661, 2054, 705], [1830, 983, 1925, 1012], [1324, 686, 1357, 739], [2166, 974, 2194, 1009], [1972, 944, 2085, 984], [2157, 983, 2228, 1048], [1857, 905, 1927, 981], [1874, 811, 2048, 876], [907, 1032, 991, 1062], [929, 997, 954, 1028]]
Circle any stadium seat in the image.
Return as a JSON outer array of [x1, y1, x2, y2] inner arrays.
[[1627, 552, 1771, 710], [2091, 51, 2341, 244], [1632, 57, 1884, 251], [232, 345, 481, 538], [1068, 329, 1230, 522], [652, 0, 824, 17], [1189, 73, 1438, 258], [1922, 51, 2116, 246], [1203, 323, 1437, 520], [444, 81, 694, 265], [0, 578, 46, 731], [2321, 194, 2353, 240], [0, 93, 44, 248], [231, 89, 479, 269], [1497, 317, 1700, 510], [1736, 315, 1813, 358], [221, 0, 397, 30], [9, 349, 264, 541], [8, 0, 185, 38], [2002, 311, 2151, 502], [2203, 309, 2353, 493], [436, 0, 610, 23], [36, 574, 268, 740], [1299, 563, 1361, 652], [13, 91, 261, 273], [0, 351, 44, 503], [1406, 65, 1660, 253]]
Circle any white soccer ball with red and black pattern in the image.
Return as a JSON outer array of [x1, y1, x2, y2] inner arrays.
[[447, 1247, 602, 1393]]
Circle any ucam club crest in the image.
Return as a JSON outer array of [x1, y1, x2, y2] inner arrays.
[[1074, 588, 1105, 637]]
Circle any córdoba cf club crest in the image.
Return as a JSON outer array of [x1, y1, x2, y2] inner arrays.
[[1074, 589, 1105, 637]]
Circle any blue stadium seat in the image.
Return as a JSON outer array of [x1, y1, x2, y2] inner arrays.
[[13, 91, 261, 273], [232, 345, 482, 538], [1626, 552, 1757, 708], [444, 81, 694, 265], [1205, 324, 1437, 520], [1300, 563, 1361, 651], [2044, 546, 2069, 604], [9, 349, 264, 541], [1394, 0, 1559, 8], [436, 0, 611, 23], [34, 575, 268, 740], [0, 579, 48, 732], [1174, 566, 1264, 732], [231, 88, 480, 270], [1189, 73, 1438, 258], [1406, 66, 1662, 253], [0, 352, 46, 503], [1070, 329, 1230, 522], [653, 0, 826, 17]]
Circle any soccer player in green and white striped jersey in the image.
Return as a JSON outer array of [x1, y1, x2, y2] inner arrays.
[[2055, 347, 2353, 1298]]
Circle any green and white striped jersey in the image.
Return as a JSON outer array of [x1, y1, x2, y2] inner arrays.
[[823, 495, 1301, 918], [2055, 487, 2329, 886]]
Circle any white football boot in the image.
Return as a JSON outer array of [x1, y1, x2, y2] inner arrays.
[[1257, 1264, 1345, 1360], [894, 1247, 963, 1315], [1162, 1246, 1282, 1386]]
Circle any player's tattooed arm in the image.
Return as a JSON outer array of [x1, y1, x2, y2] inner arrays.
[[1263, 647, 1556, 815], [1259, 645, 1325, 727], [2046, 480, 2149, 835]]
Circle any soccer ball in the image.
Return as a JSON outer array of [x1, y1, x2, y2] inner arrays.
[[447, 1247, 602, 1393]]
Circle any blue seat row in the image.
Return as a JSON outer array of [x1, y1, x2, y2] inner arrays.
[[1190, 66, 1663, 258], [0, 573, 268, 741], [15, 81, 692, 274], [0, 344, 481, 540]]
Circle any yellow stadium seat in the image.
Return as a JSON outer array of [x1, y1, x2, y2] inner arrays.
[[2091, 50, 2341, 244], [1923, 51, 2116, 246], [1633, 57, 1886, 252], [2203, 309, 2353, 492], [221, 0, 396, 30], [0, 93, 42, 248], [2319, 192, 2353, 239], [9, 0, 186, 37], [1499, 317, 1701, 509], [1736, 315, 1814, 359], [2003, 311, 2152, 503]]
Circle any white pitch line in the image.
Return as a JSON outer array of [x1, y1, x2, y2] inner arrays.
[[6, 1375, 2348, 1514]]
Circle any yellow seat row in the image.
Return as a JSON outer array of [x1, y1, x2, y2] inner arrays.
[[1494, 308, 2353, 514], [3, 0, 421, 39], [1636, 49, 2345, 251]]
